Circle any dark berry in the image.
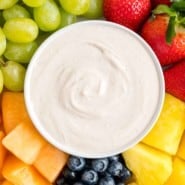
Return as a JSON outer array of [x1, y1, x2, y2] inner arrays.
[[81, 170, 98, 185], [73, 182, 84, 185], [56, 177, 65, 185], [91, 158, 109, 173], [63, 167, 77, 181], [116, 182, 126, 185], [108, 155, 120, 162], [67, 156, 86, 171], [119, 167, 132, 181], [108, 161, 123, 177], [99, 176, 115, 185]]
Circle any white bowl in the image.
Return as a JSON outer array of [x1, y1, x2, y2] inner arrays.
[[24, 20, 165, 158]]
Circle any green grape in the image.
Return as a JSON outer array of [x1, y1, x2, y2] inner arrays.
[[1, 60, 26, 91], [3, 18, 39, 43], [0, 11, 5, 26], [0, 68, 3, 93], [0, 0, 18, 10], [59, 8, 76, 28], [59, 0, 90, 15], [83, 0, 103, 19], [3, 4, 31, 21], [33, 0, 61, 32], [23, 0, 46, 7], [4, 41, 38, 63], [0, 28, 6, 56]]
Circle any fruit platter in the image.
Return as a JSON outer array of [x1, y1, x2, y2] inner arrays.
[[0, 0, 185, 185]]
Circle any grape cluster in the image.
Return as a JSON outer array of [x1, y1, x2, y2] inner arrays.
[[0, 0, 103, 92], [55, 154, 132, 185]]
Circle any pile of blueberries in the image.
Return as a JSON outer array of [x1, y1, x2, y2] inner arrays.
[[55, 154, 132, 185]]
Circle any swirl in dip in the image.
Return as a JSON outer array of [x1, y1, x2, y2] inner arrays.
[[25, 21, 164, 158]]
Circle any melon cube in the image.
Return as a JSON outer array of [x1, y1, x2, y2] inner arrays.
[[1, 92, 31, 133], [2, 155, 52, 185], [142, 93, 185, 155], [165, 157, 185, 185], [2, 122, 46, 164], [177, 131, 185, 160], [34, 143, 68, 183], [0, 131, 7, 180], [123, 143, 173, 185]]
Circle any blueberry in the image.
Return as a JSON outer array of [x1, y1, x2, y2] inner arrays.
[[67, 156, 86, 171], [99, 176, 115, 185], [108, 155, 120, 162], [56, 177, 65, 185], [63, 167, 77, 181], [116, 182, 126, 185], [108, 161, 123, 177], [92, 158, 109, 173], [119, 167, 132, 181], [73, 182, 84, 185], [81, 170, 98, 185]]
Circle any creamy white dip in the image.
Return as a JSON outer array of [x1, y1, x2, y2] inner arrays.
[[25, 21, 164, 157]]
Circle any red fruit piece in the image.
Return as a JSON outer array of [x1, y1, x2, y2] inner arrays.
[[103, 0, 151, 31], [141, 15, 185, 66], [164, 60, 185, 102]]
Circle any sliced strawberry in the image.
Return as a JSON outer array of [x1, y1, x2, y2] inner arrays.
[[164, 60, 185, 101], [103, 0, 151, 31]]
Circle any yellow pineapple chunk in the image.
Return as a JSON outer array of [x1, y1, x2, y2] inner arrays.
[[2, 122, 46, 164], [142, 93, 185, 155], [122, 143, 173, 185], [165, 157, 185, 185], [2, 155, 52, 185], [34, 142, 68, 183], [177, 131, 185, 160]]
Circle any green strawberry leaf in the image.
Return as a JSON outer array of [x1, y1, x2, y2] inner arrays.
[[153, 5, 177, 16], [166, 16, 176, 43], [171, 1, 185, 11]]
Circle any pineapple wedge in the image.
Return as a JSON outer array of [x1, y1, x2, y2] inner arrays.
[[142, 93, 185, 155], [177, 131, 185, 160], [122, 143, 173, 185], [165, 157, 185, 185]]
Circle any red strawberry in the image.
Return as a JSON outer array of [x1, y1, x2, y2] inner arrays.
[[103, 0, 151, 31], [164, 60, 185, 101], [141, 15, 185, 66], [151, 0, 171, 8]]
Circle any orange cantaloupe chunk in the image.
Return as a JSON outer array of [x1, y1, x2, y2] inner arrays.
[[2, 122, 46, 164], [2, 155, 52, 185], [165, 157, 185, 185], [1, 92, 31, 133], [0, 131, 7, 180], [177, 131, 185, 161], [1, 180, 14, 185], [34, 143, 68, 182]]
